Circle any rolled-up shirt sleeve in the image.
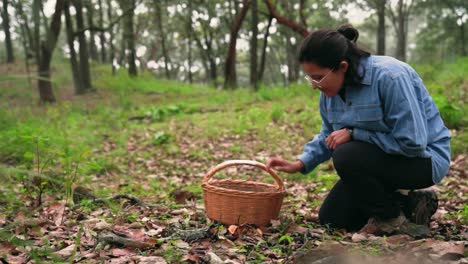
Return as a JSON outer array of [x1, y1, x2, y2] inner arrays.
[[298, 96, 334, 174], [352, 73, 428, 157]]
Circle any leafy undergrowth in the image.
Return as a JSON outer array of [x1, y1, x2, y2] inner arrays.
[[0, 61, 467, 263]]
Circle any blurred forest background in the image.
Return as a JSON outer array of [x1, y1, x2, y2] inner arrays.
[[0, 0, 466, 263], [0, 0, 466, 96]]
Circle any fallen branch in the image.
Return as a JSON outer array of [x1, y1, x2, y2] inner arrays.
[[98, 231, 154, 249]]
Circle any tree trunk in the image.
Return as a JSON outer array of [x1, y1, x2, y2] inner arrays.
[[106, 0, 116, 75], [259, 16, 273, 83], [299, 0, 307, 28], [122, 0, 137, 76], [459, 21, 466, 56], [376, 0, 386, 55], [64, 0, 83, 94], [13, 0, 34, 60], [38, 0, 64, 103], [86, 0, 99, 61], [155, 1, 170, 79], [186, 0, 193, 83], [32, 0, 42, 65], [73, 0, 93, 91], [396, 0, 406, 61], [14, 6, 32, 89], [250, 0, 259, 90], [1, 0, 15, 63], [98, 0, 107, 62], [224, 0, 251, 89]]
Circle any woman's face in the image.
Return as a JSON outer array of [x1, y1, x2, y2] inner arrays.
[[301, 61, 348, 97]]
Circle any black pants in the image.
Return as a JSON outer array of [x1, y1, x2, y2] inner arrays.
[[319, 141, 433, 231]]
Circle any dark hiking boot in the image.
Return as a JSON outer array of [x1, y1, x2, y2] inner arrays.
[[359, 213, 408, 235], [404, 190, 438, 226]]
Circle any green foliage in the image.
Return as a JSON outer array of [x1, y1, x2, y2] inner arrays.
[[153, 131, 171, 145]]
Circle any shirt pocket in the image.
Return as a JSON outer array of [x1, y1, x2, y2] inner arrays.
[[354, 104, 384, 122], [327, 109, 344, 130]]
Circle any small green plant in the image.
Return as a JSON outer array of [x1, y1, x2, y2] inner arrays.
[[153, 131, 171, 145], [270, 105, 284, 123]]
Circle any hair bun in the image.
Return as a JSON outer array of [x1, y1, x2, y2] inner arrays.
[[337, 24, 359, 43]]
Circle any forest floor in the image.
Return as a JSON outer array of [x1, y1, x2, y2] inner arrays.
[[0, 62, 466, 263]]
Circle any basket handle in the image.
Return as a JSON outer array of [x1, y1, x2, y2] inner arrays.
[[203, 160, 285, 191]]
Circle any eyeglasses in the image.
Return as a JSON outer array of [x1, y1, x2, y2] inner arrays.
[[304, 69, 334, 88]]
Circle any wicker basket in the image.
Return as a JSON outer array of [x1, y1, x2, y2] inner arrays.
[[202, 160, 286, 226]]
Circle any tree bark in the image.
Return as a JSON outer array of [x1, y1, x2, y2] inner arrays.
[[106, 0, 116, 74], [263, 0, 309, 37], [13, 0, 34, 60], [224, 0, 251, 89], [376, 0, 386, 55], [1, 0, 15, 63], [32, 0, 42, 65], [122, 0, 137, 76], [186, 0, 193, 83], [85, 0, 99, 61], [14, 3, 32, 89], [98, 0, 107, 62], [250, 0, 259, 90], [388, 0, 413, 61], [154, 0, 170, 79], [73, 0, 93, 91], [37, 0, 65, 103], [258, 15, 273, 83], [64, 0, 82, 94], [299, 0, 307, 28]]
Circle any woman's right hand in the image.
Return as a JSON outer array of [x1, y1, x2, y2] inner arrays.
[[266, 157, 304, 173]]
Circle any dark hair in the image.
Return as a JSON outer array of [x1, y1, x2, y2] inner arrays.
[[298, 24, 370, 86]]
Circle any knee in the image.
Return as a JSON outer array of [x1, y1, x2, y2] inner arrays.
[[332, 142, 356, 176]]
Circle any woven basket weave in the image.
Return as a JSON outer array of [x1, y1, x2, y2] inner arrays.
[[202, 160, 286, 226]]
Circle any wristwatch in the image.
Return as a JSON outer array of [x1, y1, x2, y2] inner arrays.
[[346, 128, 353, 140]]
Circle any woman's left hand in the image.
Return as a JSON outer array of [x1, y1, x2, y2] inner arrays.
[[326, 128, 351, 150]]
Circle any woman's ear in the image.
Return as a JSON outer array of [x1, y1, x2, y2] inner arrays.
[[339, 61, 349, 73]]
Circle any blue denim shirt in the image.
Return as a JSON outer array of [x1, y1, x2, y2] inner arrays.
[[298, 55, 451, 184]]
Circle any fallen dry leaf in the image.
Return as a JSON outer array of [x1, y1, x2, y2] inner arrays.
[[429, 241, 465, 260], [287, 225, 309, 234], [111, 248, 135, 257], [352, 233, 368, 242], [55, 244, 75, 258]]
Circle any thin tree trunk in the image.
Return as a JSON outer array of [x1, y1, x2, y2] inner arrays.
[[376, 0, 386, 55], [122, 0, 137, 76], [259, 15, 272, 82], [192, 30, 211, 84], [299, 0, 307, 28], [224, 0, 251, 89], [98, 0, 107, 62], [1, 0, 15, 63], [106, 0, 116, 75], [13, 0, 34, 60], [15, 8, 32, 89], [33, 0, 42, 66], [250, 0, 259, 90], [186, 0, 193, 83], [64, 0, 82, 93], [38, 0, 64, 103], [154, 1, 170, 79], [86, 0, 99, 61], [396, 0, 406, 61], [458, 21, 466, 56], [73, 0, 92, 91]]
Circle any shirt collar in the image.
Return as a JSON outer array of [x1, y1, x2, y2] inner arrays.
[[359, 55, 373, 85]]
